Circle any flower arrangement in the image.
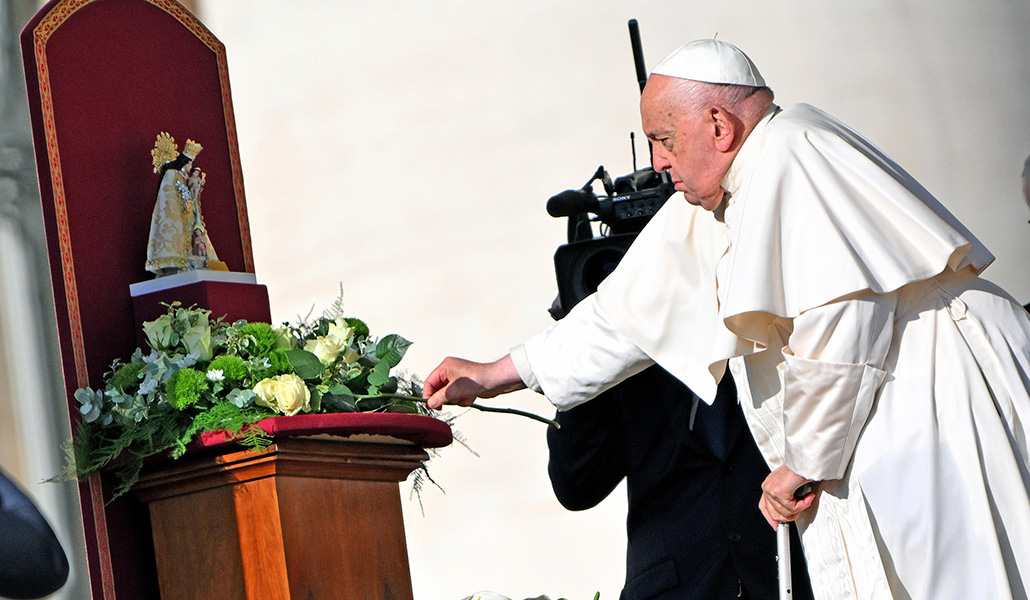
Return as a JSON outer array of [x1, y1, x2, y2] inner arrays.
[[67, 297, 441, 498]]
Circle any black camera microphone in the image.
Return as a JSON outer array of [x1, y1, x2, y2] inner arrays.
[[546, 188, 599, 218]]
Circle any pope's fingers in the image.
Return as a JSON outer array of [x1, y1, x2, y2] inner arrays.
[[760, 491, 794, 522], [422, 361, 452, 400], [423, 356, 472, 400], [759, 465, 816, 528], [424, 388, 447, 410], [426, 378, 481, 409], [758, 495, 778, 529]]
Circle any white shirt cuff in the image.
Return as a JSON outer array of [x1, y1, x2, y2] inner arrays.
[[508, 343, 541, 393]]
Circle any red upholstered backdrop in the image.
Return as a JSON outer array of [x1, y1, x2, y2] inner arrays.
[[21, 1, 252, 598], [23, 0, 253, 389]]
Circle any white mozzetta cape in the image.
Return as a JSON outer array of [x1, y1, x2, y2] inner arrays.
[[519, 104, 1030, 598]]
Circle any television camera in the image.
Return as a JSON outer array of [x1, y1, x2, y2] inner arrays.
[[547, 20, 676, 319]]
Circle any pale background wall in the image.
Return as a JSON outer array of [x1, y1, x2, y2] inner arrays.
[[2, 1, 1029, 599], [198, 2, 1030, 598]]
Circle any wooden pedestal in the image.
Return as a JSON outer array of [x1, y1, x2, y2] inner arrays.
[[133, 437, 428, 600]]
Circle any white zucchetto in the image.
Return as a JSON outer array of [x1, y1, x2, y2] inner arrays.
[[652, 38, 766, 87]]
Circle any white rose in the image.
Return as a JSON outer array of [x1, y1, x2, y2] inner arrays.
[[253, 374, 311, 416], [326, 318, 354, 345], [273, 374, 311, 416], [274, 326, 296, 350], [253, 378, 278, 411], [305, 335, 346, 365], [142, 315, 175, 350], [182, 322, 213, 361]]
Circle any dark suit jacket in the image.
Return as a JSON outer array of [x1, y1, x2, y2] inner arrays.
[[0, 468, 69, 599], [547, 367, 813, 600]]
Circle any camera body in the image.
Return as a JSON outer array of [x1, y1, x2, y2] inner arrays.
[[548, 166, 675, 319], [600, 168, 676, 235]]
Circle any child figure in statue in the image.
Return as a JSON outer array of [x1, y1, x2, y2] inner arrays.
[[145, 133, 222, 276], [185, 166, 220, 270]]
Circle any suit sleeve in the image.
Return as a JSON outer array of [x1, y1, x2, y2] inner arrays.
[[546, 390, 628, 511], [0, 469, 70, 599]]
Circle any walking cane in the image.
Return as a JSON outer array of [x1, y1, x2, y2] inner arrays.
[[777, 482, 814, 600]]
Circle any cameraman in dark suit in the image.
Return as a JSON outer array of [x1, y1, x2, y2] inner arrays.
[[547, 367, 813, 599]]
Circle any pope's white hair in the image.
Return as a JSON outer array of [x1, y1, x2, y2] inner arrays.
[[665, 78, 774, 125]]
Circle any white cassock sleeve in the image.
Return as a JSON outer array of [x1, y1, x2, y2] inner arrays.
[[510, 294, 654, 411], [781, 290, 894, 481]]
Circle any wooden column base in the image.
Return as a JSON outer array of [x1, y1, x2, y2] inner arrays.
[[133, 437, 428, 600]]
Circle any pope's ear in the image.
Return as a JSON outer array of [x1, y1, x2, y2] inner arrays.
[[710, 107, 737, 153]]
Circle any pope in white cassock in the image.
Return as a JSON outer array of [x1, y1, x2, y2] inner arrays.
[[425, 39, 1030, 599]]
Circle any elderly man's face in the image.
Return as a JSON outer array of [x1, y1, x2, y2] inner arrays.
[[641, 75, 729, 211]]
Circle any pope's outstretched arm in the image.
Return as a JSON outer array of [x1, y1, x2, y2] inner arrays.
[[423, 354, 527, 409]]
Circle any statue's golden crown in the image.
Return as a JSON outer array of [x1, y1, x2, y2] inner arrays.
[[182, 139, 203, 160], [150, 133, 203, 173]]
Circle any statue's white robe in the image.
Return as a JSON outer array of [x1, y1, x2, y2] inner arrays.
[[514, 104, 1030, 598]]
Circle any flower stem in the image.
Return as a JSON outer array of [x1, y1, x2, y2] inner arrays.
[[469, 403, 560, 428], [356, 393, 560, 428]]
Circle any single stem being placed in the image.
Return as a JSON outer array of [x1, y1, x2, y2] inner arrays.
[[357, 393, 560, 428]]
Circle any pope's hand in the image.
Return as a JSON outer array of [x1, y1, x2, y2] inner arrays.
[[423, 354, 526, 410], [759, 465, 816, 528]]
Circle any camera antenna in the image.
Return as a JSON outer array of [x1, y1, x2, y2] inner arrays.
[[628, 19, 653, 165], [631, 131, 638, 171], [629, 19, 647, 94]]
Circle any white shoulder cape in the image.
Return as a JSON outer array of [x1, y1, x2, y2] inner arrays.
[[595, 103, 994, 403]]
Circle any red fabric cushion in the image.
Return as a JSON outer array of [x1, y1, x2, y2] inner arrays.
[[196, 412, 454, 449]]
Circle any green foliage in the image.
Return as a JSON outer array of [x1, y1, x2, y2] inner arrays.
[[238, 322, 280, 357], [64, 295, 458, 500], [267, 348, 292, 375], [208, 355, 248, 382], [109, 362, 145, 393], [375, 334, 412, 369], [345, 317, 370, 339], [285, 348, 323, 380], [165, 368, 209, 410], [251, 347, 293, 381]]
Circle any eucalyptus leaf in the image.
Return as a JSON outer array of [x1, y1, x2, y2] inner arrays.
[[80, 402, 101, 423], [74, 387, 100, 407], [227, 388, 257, 408]]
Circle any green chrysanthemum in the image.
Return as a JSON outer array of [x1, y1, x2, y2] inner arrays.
[[239, 322, 279, 357], [268, 348, 292, 375], [109, 362, 145, 393], [165, 368, 209, 410], [208, 355, 248, 383], [253, 348, 293, 381]]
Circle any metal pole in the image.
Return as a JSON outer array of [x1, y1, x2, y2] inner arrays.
[[778, 481, 813, 600], [777, 522, 794, 600]]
